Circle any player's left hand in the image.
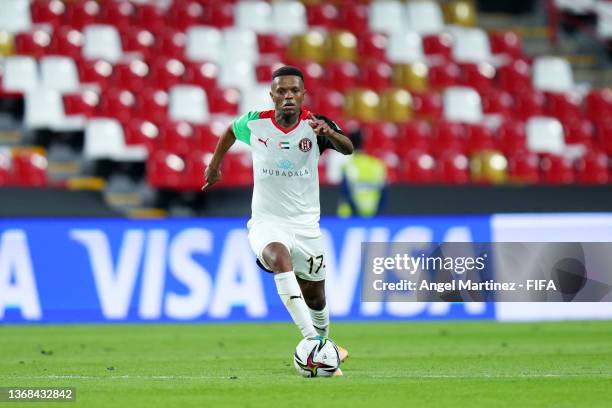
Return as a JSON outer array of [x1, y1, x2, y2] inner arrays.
[[308, 113, 334, 137]]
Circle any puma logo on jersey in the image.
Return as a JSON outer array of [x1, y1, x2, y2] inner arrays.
[[258, 137, 270, 147]]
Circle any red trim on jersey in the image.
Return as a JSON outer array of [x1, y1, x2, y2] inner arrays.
[[260, 109, 310, 134]]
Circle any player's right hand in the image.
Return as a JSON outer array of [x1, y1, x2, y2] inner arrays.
[[203, 165, 222, 190]]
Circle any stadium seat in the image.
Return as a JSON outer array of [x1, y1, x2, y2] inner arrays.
[[497, 58, 532, 93], [436, 149, 470, 184], [121, 28, 156, 60], [2, 56, 39, 93], [208, 87, 240, 115], [222, 153, 254, 187], [124, 118, 159, 150], [147, 150, 189, 189], [84, 118, 147, 161], [412, 90, 443, 120], [50, 27, 83, 59], [168, 85, 209, 124], [526, 117, 566, 155], [345, 89, 380, 123], [596, 1, 612, 39], [405, 0, 444, 34], [136, 87, 169, 123], [310, 89, 345, 120], [392, 62, 428, 92], [11, 148, 47, 187], [111, 59, 149, 92], [62, 89, 99, 117], [498, 119, 526, 154], [357, 32, 388, 62], [31, 0, 65, 28], [359, 61, 393, 91], [306, 4, 338, 29], [465, 123, 496, 153], [26, 88, 83, 130], [287, 30, 327, 63], [336, 2, 369, 33], [64, 0, 100, 30], [595, 120, 612, 154], [97, 88, 135, 124], [433, 121, 465, 154], [428, 62, 461, 89], [585, 89, 612, 123], [325, 62, 359, 92], [40, 56, 79, 92], [540, 154, 574, 184], [158, 121, 198, 155], [508, 151, 539, 184], [380, 88, 412, 123], [460, 62, 496, 92], [575, 151, 609, 184], [186, 26, 222, 63], [443, 0, 477, 27], [443, 87, 483, 124], [289, 61, 325, 92], [513, 89, 546, 120], [386, 31, 425, 64], [235, 0, 271, 33], [470, 150, 508, 184], [185, 149, 210, 190], [272, 1, 307, 36], [481, 88, 514, 115], [562, 118, 594, 148], [327, 31, 358, 62], [133, 2, 165, 34], [490, 31, 523, 59], [0, 0, 32, 33], [78, 59, 113, 87], [98, 0, 134, 32], [257, 33, 286, 57], [184, 61, 219, 91], [203, 2, 234, 29], [545, 92, 581, 120], [532, 56, 574, 93], [223, 28, 259, 64], [14, 29, 52, 58], [369, 0, 405, 34], [195, 121, 225, 152], [0, 31, 15, 57], [167, 0, 204, 31], [82, 25, 122, 63], [362, 122, 399, 155], [218, 59, 256, 91], [398, 120, 431, 151], [422, 33, 453, 59], [397, 149, 436, 183], [239, 84, 274, 115], [0, 148, 11, 186], [451, 27, 492, 63], [148, 58, 186, 90]]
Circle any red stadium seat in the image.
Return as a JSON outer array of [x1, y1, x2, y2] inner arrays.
[[497, 58, 531, 93], [121, 28, 156, 60], [148, 57, 186, 89], [575, 151, 609, 184], [222, 153, 253, 187], [310, 89, 345, 119], [255, 60, 285, 83], [289, 61, 325, 92], [325, 61, 359, 92], [359, 61, 392, 91], [428, 62, 461, 90], [14, 29, 52, 58], [203, 2, 235, 29], [147, 150, 188, 189], [111, 59, 149, 92], [136, 87, 169, 123], [257, 34, 287, 57], [64, 0, 100, 30], [357, 32, 388, 62], [540, 154, 574, 184], [185, 149, 210, 190], [78, 58, 113, 87], [508, 151, 539, 184], [63, 89, 99, 117], [50, 27, 84, 59], [412, 91, 443, 120], [31, 0, 66, 28], [513, 89, 545, 120], [12, 149, 48, 187], [158, 121, 198, 155], [208, 87, 239, 115], [481, 88, 514, 115], [398, 120, 431, 152], [167, 0, 205, 31], [465, 124, 496, 154], [194, 121, 225, 152], [498, 119, 526, 154], [422, 33, 453, 59], [0, 153, 10, 186], [460, 62, 496, 92], [563, 118, 594, 148], [362, 122, 398, 155], [156, 29, 187, 60], [433, 121, 465, 154], [306, 4, 338, 29], [98, 0, 135, 32], [596, 120, 612, 154], [184, 61, 220, 91], [133, 3, 166, 34], [336, 2, 368, 33], [436, 150, 470, 184], [397, 149, 436, 184], [97, 88, 136, 124], [124, 119, 160, 150], [489, 31, 523, 59], [544, 91, 581, 120], [585, 89, 612, 123]]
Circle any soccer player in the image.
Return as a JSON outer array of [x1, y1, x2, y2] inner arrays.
[[204, 66, 353, 373]]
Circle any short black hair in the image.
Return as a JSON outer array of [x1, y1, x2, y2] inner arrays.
[[271, 66, 304, 83]]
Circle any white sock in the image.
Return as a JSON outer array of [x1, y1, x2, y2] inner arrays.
[[274, 271, 318, 338], [309, 305, 330, 337]]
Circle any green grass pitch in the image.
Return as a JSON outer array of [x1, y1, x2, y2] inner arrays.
[[0, 321, 611, 407]]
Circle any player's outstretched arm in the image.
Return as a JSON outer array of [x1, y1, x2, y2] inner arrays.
[[307, 113, 354, 155], [203, 126, 236, 190]]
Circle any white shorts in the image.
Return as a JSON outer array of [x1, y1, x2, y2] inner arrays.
[[247, 220, 326, 282]]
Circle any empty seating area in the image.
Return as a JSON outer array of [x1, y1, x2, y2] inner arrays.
[[0, 0, 611, 193]]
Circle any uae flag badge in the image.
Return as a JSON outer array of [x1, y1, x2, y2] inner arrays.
[[278, 141, 290, 150]]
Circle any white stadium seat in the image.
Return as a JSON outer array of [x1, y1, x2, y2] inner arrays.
[[235, 0, 272, 33], [272, 1, 307, 36], [451, 27, 492, 63], [2, 56, 39, 92], [369, 0, 405, 34], [218, 59, 256, 91], [596, 1, 612, 39], [526, 117, 566, 155], [0, 0, 31, 33], [532, 56, 574, 92], [223, 28, 259, 63], [443, 87, 483, 124], [168, 85, 209, 124], [40, 56, 80, 93], [239, 85, 274, 115], [386, 31, 425, 63], [84, 119, 147, 161], [25, 88, 85, 131], [555, 0, 596, 15], [186, 26, 223, 63], [82, 25, 122, 63], [405, 0, 444, 34]]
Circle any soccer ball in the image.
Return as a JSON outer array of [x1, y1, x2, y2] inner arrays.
[[293, 336, 340, 377]]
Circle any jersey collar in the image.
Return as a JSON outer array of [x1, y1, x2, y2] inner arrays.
[[265, 109, 310, 134]]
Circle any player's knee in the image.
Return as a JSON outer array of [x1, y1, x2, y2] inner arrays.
[[262, 242, 292, 273], [304, 294, 326, 311]]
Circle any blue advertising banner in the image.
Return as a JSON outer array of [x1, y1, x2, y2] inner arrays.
[[0, 216, 494, 323]]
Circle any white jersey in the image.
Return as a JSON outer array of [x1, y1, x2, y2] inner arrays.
[[231, 109, 341, 227]]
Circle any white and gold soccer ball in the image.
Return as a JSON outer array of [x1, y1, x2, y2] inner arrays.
[[293, 336, 340, 377]]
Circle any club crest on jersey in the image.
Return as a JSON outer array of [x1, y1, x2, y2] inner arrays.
[[299, 138, 313, 152]]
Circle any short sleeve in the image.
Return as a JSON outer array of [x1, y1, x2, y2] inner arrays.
[[314, 114, 344, 153], [231, 111, 259, 145]]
